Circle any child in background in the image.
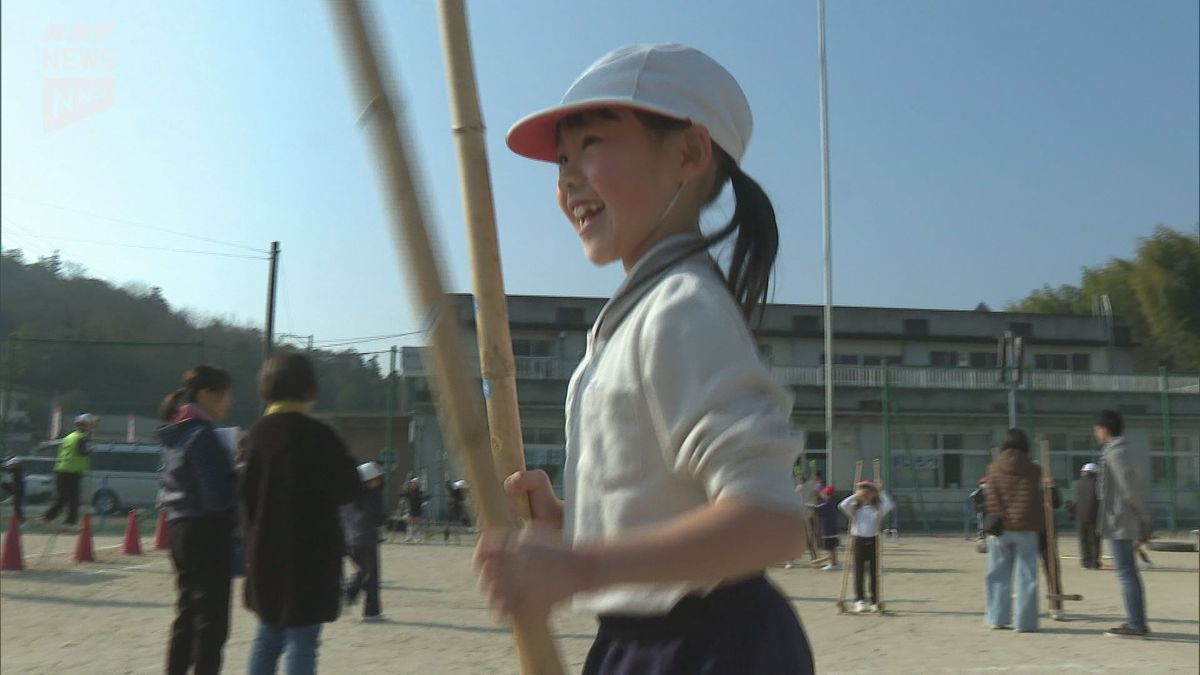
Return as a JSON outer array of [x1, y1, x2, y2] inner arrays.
[[969, 477, 987, 540], [809, 486, 841, 570], [342, 461, 386, 621], [443, 477, 469, 544], [839, 481, 894, 612], [403, 477, 425, 543]]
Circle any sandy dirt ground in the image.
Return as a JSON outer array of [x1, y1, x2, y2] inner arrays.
[[1, 526, 1197, 674]]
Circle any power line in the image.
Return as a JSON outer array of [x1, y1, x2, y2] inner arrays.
[[1, 193, 268, 253], [312, 330, 426, 349], [1, 216, 268, 260]]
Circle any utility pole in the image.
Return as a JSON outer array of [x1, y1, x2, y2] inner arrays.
[[998, 331, 1024, 429], [817, 0, 836, 488], [263, 241, 280, 359], [383, 345, 398, 505]]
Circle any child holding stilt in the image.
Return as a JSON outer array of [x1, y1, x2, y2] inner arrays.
[[839, 480, 894, 612], [474, 43, 814, 674], [809, 486, 841, 570]]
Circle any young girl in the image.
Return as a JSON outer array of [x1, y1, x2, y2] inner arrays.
[[158, 366, 237, 675], [838, 480, 894, 613], [474, 44, 813, 674]]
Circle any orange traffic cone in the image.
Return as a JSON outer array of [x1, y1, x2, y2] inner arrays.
[[72, 513, 96, 563], [1, 514, 24, 571], [153, 509, 169, 551], [122, 510, 142, 555]]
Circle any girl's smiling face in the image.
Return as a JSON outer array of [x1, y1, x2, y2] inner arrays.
[[555, 108, 696, 270]]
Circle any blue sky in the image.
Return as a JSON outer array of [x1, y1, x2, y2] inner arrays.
[[2, 1, 1197, 352]]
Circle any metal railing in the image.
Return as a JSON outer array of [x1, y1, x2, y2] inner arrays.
[[770, 365, 1199, 394], [399, 347, 1198, 394]]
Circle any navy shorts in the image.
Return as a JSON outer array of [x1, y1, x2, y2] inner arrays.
[[822, 536, 839, 551], [583, 576, 814, 675]]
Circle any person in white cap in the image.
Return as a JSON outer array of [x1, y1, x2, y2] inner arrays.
[[1068, 462, 1103, 569], [476, 44, 813, 674], [340, 461, 386, 621], [41, 412, 96, 527]]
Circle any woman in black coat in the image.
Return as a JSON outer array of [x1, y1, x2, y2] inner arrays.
[[240, 352, 359, 675]]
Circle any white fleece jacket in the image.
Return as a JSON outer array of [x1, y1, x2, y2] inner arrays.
[[563, 234, 804, 616]]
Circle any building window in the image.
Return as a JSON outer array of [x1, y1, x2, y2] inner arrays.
[[1071, 353, 1090, 372], [931, 351, 959, 367], [969, 352, 998, 368], [513, 339, 551, 357], [793, 315, 820, 333], [758, 343, 774, 364], [555, 307, 586, 325], [903, 319, 929, 337], [1034, 354, 1070, 371], [862, 355, 903, 366], [522, 426, 565, 445], [805, 431, 828, 450], [942, 453, 962, 488], [818, 353, 860, 365], [1044, 433, 1067, 452], [1009, 322, 1033, 339]]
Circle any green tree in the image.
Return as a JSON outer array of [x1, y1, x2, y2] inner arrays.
[[1008, 226, 1200, 370]]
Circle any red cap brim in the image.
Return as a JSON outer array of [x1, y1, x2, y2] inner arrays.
[[506, 99, 691, 163]]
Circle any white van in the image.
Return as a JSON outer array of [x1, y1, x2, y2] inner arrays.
[[30, 441, 164, 514]]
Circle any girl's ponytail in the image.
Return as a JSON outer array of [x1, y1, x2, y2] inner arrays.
[[159, 388, 188, 422], [703, 151, 779, 323], [159, 365, 233, 421]]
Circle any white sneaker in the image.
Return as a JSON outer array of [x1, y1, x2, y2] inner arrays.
[[784, 561, 795, 569], [854, 600, 867, 613], [870, 603, 880, 613], [823, 563, 841, 571]]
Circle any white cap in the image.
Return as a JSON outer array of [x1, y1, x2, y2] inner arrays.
[[452, 479, 469, 490], [357, 461, 382, 483], [1081, 462, 1100, 474], [74, 413, 95, 425], [507, 44, 752, 164]]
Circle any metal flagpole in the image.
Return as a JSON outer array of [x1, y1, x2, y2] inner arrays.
[[817, 0, 835, 487]]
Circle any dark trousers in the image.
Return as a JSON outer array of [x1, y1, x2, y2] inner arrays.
[[584, 576, 813, 675], [167, 518, 233, 675], [853, 536, 879, 603], [346, 544, 381, 617], [1077, 522, 1101, 569], [43, 471, 82, 525], [6, 467, 24, 519]]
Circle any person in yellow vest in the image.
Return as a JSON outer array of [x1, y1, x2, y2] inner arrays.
[[41, 413, 96, 527]]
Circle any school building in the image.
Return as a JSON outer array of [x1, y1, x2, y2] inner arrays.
[[397, 294, 1200, 530]]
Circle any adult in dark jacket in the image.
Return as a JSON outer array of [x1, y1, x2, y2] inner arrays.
[[240, 352, 359, 675], [158, 365, 237, 675], [984, 428, 1045, 633], [1068, 463, 1102, 569]]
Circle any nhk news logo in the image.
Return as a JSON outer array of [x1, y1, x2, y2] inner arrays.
[[43, 23, 117, 133]]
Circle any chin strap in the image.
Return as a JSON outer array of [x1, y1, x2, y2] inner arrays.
[[632, 180, 688, 255]]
